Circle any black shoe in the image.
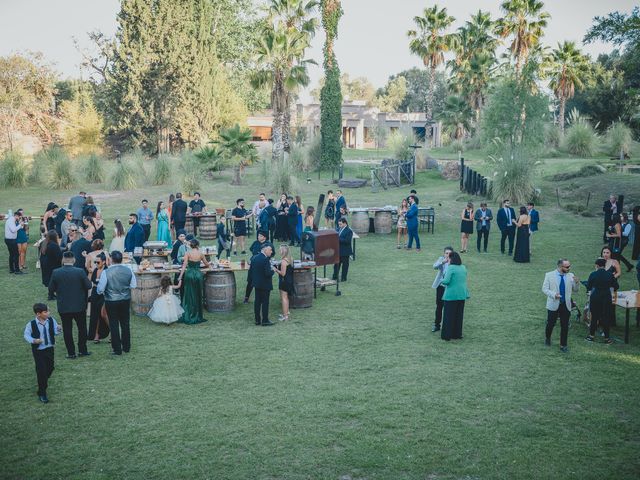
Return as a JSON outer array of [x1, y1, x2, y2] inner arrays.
[[585, 335, 594, 342], [432, 325, 440, 332], [483, 250, 487, 253], [38, 395, 49, 403], [544, 338, 550, 346], [341, 278, 347, 282], [14, 270, 25, 275], [110, 351, 122, 356], [65, 354, 77, 359], [241, 251, 246, 255], [261, 320, 274, 326], [255, 320, 261, 325], [243, 298, 249, 304], [477, 250, 481, 253], [78, 351, 92, 357], [560, 346, 568, 353]]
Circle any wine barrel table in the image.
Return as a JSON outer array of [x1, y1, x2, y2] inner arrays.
[[374, 211, 393, 234], [198, 215, 217, 240], [131, 271, 162, 316], [145, 254, 169, 265], [185, 217, 195, 236], [205, 270, 236, 312], [291, 268, 313, 308], [351, 211, 370, 236]]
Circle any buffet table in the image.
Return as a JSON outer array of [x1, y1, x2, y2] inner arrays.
[[614, 290, 640, 344]]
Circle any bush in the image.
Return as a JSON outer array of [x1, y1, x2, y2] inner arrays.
[[551, 164, 605, 181], [179, 153, 203, 194], [387, 127, 416, 161], [269, 158, 298, 195], [0, 151, 27, 188], [487, 144, 540, 204], [308, 136, 322, 171], [153, 155, 172, 185], [121, 148, 147, 180], [194, 145, 227, 174], [544, 123, 561, 148], [29, 146, 66, 184], [84, 153, 106, 184], [563, 122, 598, 157], [464, 134, 482, 150], [111, 160, 137, 190], [288, 145, 310, 173], [48, 156, 77, 189], [449, 139, 465, 153], [606, 122, 632, 157]]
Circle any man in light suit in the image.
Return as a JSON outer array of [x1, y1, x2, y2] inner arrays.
[[473, 203, 493, 253], [496, 199, 517, 255], [542, 259, 580, 352]]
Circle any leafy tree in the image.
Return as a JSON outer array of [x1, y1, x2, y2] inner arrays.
[[407, 5, 456, 135], [320, 0, 343, 175], [214, 124, 258, 185], [373, 76, 407, 112], [311, 73, 376, 104], [387, 68, 447, 114], [584, 7, 640, 48], [58, 85, 104, 155]]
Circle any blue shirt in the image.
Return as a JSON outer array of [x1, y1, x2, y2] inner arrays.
[[24, 317, 60, 350], [136, 207, 154, 225]]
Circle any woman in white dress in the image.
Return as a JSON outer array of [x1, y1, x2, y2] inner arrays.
[[148, 276, 184, 324], [109, 219, 126, 253]]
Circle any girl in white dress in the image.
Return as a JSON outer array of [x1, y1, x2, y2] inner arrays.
[[148, 276, 184, 324], [109, 219, 126, 253]]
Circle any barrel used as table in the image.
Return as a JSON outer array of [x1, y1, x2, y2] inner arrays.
[[199, 215, 217, 240], [374, 211, 393, 234], [351, 211, 370, 236], [185, 217, 194, 236], [205, 270, 236, 312], [131, 271, 162, 316], [291, 269, 313, 309], [145, 254, 169, 264]]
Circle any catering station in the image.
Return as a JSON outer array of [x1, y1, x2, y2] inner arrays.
[[348, 205, 436, 236]]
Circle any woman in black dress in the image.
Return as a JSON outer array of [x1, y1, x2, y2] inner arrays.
[[513, 206, 531, 263], [40, 230, 62, 289], [273, 244, 294, 321], [459, 202, 474, 253], [88, 252, 110, 342], [585, 258, 619, 344], [275, 193, 289, 242]]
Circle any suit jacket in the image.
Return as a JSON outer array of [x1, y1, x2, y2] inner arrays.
[[250, 253, 274, 291], [171, 199, 188, 223], [68, 195, 86, 220], [529, 209, 540, 231], [48, 265, 92, 313], [586, 269, 619, 300], [542, 270, 579, 311], [335, 196, 347, 216], [496, 207, 516, 231], [287, 203, 299, 225], [124, 222, 145, 252], [69, 237, 91, 270], [474, 208, 493, 231], [405, 203, 419, 229], [338, 226, 353, 257], [259, 205, 277, 230]]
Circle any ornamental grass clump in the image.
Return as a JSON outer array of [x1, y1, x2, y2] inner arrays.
[[152, 155, 172, 185], [563, 121, 598, 157], [84, 153, 106, 184], [0, 150, 27, 188], [47, 155, 77, 189], [606, 122, 632, 157], [111, 160, 137, 190]]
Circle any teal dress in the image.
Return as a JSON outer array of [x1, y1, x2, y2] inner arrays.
[[157, 210, 171, 244], [180, 260, 206, 324]]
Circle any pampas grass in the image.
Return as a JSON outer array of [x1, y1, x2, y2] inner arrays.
[[0, 151, 27, 188], [152, 155, 172, 185]]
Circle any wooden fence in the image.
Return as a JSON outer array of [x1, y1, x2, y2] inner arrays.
[[370, 159, 415, 191], [459, 158, 492, 197]]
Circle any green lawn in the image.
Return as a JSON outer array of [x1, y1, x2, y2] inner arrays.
[[1, 159, 639, 479]]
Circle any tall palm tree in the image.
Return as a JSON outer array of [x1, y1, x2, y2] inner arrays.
[[251, 27, 315, 163], [547, 41, 589, 134], [407, 5, 456, 137], [495, 0, 550, 77]]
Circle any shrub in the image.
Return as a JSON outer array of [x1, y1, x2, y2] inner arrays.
[[269, 158, 298, 195], [308, 136, 322, 171], [84, 153, 106, 184], [387, 127, 416, 161], [0, 151, 27, 188], [152, 155, 172, 185], [563, 122, 598, 157], [48, 156, 77, 189], [606, 122, 632, 157], [551, 164, 605, 181], [29, 146, 66, 184], [449, 139, 465, 153], [121, 148, 147, 180], [288, 145, 310, 173], [544, 123, 561, 148], [487, 143, 540, 204], [111, 160, 137, 190], [179, 153, 203, 194], [194, 146, 227, 174]]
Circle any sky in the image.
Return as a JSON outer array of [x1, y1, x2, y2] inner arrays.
[[0, 0, 636, 103]]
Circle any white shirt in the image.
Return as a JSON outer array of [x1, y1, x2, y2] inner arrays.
[[253, 200, 265, 219], [24, 317, 60, 350], [504, 207, 512, 225], [4, 218, 22, 240]]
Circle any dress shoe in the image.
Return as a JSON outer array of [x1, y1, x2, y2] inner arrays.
[[110, 351, 122, 356], [65, 354, 77, 360], [38, 395, 49, 404], [544, 338, 551, 346], [560, 346, 569, 353], [15, 270, 26, 275], [255, 321, 261, 325], [78, 351, 92, 357], [432, 325, 440, 332], [261, 320, 274, 326], [243, 297, 249, 304]]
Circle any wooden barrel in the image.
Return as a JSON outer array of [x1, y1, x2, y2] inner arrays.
[[131, 272, 162, 317], [291, 269, 313, 309], [145, 254, 169, 265], [374, 211, 393, 234], [351, 211, 370, 236], [205, 271, 236, 312], [185, 217, 195, 236], [199, 215, 217, 240]]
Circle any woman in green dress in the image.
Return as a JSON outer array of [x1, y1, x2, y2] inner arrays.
[[156, 201, 172, 244], [177, 238, 211, 324]]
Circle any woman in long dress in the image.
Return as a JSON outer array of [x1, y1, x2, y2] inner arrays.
[[295, 195, 303, 240], [513, 206, 531, 263], [148, 276, 184, 324], [109, 219, 126, 253], [275, 193, 289, 241], [177, 238, 210, 324], [396, 198, 408, 249], [156, 201, 172, 244], [40, 230, 62, 289], [88, 253, 110, 342]]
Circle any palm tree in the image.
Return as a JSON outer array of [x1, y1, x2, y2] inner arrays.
[[407, 5, 456, 137], [495, 0, 550, 77], [251, 27, 315, 163], [214, 124, 258, 185], [547, 41, 589, 134], [438, 95, 473, 140]]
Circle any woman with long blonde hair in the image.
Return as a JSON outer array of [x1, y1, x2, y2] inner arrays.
[[273, 244, 294, 321]]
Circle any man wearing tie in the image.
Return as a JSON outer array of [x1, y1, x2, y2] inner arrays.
[[542, 259, 579, 353], [473, 202, 493, 253], [496, 199, 516, 255], [333, 218, 354, 282], [251, 243, 275, 326]]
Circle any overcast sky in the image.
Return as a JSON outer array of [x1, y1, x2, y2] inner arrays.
[[0, 0, 636, 103]]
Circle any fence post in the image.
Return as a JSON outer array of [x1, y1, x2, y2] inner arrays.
[[459, 158, 465, 191]]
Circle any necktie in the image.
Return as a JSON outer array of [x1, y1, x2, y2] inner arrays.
[[42, 322, 49, 346], [506, 208, 511, 224], [559, 275, 566, 303]]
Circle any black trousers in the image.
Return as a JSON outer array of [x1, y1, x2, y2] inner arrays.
[[141, 224, 151, 242], [546, 303, 570, 347], [589, 296, 611, 338], [174, 220, 185, 232], [192, 217, 200, 236], [442, 300, 465, 340], [615, 239, 634, 270], [32, 347, 54, 396], [245, 276, 254, 300], [434, 285, 445, 327], [254, 288, 271, 324], [477, 227, 489, 252], [60, 311, 88, 356], [105, 299, 131, 354], [5, 238, 19, 272], [333, 256, 350, 281], [500, 227, 515, 254], [288, 223, 300, 245]]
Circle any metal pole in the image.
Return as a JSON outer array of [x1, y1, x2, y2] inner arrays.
[[460, 158, 465, 191]]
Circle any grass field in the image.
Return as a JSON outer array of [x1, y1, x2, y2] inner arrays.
[[1, 155, 639, 479]]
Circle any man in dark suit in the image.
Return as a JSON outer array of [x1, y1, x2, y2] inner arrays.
[[286, 196, 300, 246], [250, 243, 274, 326], [259, 199, 278, 242], [48, 251, 92, 359], [602, 194, 619, 243], [125, 213, 145, 264], [496, 199, 517, 255], [68, 227, 91, 272], [334, 190, 347, 229], [333, 218, 354, 282], [473, 202, 493, 253], [171, 192, 188, 233]]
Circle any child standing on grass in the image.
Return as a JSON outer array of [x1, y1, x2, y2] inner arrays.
[[148, 276, 184, 325], [24, 303, 61, 404]]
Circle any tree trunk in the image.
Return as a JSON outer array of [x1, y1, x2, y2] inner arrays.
[[559, 96, 566, 135], [283, 94, 291, 153], [271, 110, 284, 164], [425, 66, 435, 141], [231, 164, 242, 185], [157, 126, 170, 154]]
